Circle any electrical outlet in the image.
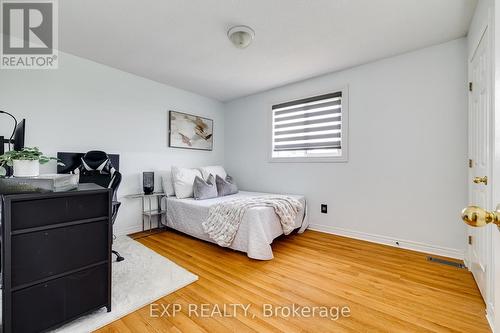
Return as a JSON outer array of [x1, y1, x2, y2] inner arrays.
[[321, 204, 327, 214]]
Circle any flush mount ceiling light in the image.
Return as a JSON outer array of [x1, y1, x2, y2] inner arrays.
[[227, 25, 255, 49]]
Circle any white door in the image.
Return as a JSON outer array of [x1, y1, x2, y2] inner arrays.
[[468, 27, 492, 303]]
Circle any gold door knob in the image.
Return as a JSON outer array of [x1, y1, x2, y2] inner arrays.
[[461, 206, 500, 227], [473, 176, 488, 185]]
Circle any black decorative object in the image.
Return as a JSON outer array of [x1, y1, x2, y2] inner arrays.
[[143, 171, 154, 194]]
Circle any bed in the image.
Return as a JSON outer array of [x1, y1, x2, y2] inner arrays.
[[163, 191, 308, 260]]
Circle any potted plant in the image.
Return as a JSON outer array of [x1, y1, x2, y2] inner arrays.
[[0, 147, 63, 177]]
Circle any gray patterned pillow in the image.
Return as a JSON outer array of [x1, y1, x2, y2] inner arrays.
[[193, 175, 218, 200], [216, 174, 239, 196]]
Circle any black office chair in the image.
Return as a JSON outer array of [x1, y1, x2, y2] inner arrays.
[[72, 151, 125, 262]]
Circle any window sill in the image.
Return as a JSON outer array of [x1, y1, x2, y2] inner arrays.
[[269, 156, 348, 163]]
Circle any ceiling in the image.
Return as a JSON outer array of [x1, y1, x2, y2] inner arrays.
[[59, 0, 477, 102]]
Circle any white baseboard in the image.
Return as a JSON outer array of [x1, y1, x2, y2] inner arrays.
[[487, 302, 495, 333], [117, 222, 465, 259], [308, 224, 465, 260]]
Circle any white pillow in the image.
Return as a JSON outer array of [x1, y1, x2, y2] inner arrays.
[[161, 172, 175, 197], [198, 165, 227, 181], [171, 166, 202, 199]]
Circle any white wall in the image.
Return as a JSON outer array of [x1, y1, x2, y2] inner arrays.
[[0, 51, 224, 234], [0, 37, 468, 257], [224, 38, 468, 258]]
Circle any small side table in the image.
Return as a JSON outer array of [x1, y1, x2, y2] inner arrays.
[[125, 192, 166, 231]]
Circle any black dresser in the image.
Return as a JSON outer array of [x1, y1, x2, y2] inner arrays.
[[1, 184, 112, 333]]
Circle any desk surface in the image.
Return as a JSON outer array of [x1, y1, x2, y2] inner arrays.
[[74, 183, 106, 191], [0, 182, 107, 197]]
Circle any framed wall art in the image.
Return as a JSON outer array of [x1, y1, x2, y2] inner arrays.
[[168, 110, 214, 151]]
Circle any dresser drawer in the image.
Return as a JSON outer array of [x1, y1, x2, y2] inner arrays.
[[11, 220, 109, 287], [10, 192, 109, 231], [11, 264, 108, 333]]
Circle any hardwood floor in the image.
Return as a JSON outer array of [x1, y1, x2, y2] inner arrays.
[[96, 230, 490, 332]]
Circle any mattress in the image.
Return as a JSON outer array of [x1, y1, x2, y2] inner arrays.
[[163, 191, 308, 260]]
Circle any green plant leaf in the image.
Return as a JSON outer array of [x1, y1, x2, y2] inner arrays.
[[0, 147, 59, 166]]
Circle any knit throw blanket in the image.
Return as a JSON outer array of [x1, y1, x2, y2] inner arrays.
[[202, 196, 302, 247]]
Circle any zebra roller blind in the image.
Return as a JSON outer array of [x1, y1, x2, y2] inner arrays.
[[272, 92, 342, 152]]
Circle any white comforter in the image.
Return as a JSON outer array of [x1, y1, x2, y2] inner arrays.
[[163, 191, 308, 260]]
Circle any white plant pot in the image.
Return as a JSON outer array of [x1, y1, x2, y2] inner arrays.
[[13, 160, 40, 177]]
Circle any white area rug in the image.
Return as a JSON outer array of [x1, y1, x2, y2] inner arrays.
[[49, 236, 198, 332]]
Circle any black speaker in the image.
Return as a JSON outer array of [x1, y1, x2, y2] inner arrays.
[[143, 172, 154, 194]]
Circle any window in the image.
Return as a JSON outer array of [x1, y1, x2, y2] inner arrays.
[[271, 89, 348, 162]]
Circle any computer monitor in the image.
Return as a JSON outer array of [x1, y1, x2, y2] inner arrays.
[[13, 119, 25, 151]]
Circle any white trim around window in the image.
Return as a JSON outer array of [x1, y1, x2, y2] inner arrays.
[[268, 86, 349, 163]]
